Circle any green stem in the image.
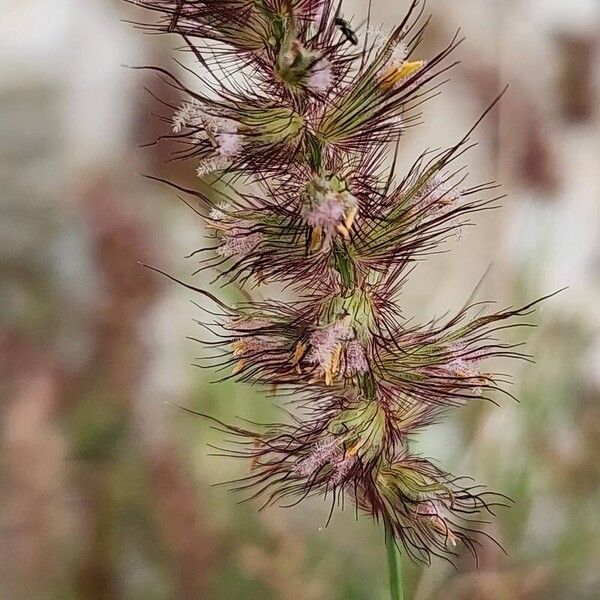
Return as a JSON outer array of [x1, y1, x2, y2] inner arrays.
[[384, 517, 404, 600]]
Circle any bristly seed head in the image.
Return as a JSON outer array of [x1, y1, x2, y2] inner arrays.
[[133, 0, 547, 568]]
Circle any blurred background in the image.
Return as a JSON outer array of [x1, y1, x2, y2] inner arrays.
[[1, 1, 599, 598]]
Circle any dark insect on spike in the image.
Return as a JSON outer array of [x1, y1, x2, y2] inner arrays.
[[168, 0, 184, 33], [335, 17, 359, 46]]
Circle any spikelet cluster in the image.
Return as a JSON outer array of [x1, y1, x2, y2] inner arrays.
[[130, 0, 548, 565]]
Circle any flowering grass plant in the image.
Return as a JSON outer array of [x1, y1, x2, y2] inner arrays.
[[129, 1, 555, 596]]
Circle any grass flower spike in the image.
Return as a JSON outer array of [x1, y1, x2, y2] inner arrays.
[[130, 0, 554, 595]]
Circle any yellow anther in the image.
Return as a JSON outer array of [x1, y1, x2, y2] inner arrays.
[[380, 60, 425, 91], [430, 515, 458, 547], [232, 340, 247, 357], [330, 344, 342, 376], [324, 345, 342, 386], [309, 225, 323, 252], [344, 206, 358, 231], [347, 445, 359, 457], [347, 438, 366, 457], [232, 360, 247, 374], [336, 223, 350, 239], [291, 341, 307, 366]]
